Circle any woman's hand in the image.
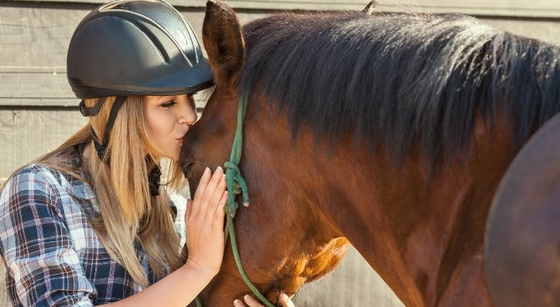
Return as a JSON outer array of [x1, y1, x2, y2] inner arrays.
[[184, 166, 227, 278], [233, 293, 295, 307]]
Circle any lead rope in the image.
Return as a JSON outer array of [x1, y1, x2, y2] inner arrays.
[[194, 89, 275, 307]]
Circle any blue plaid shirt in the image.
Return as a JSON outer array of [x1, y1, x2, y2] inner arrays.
[[0, 161, 174, 306]]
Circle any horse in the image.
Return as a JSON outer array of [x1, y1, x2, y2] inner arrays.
[[485, 112, 560, 307], [179, 0, 560, 306]]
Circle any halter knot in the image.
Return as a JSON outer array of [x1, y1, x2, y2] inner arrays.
[[224, 161, 249, 218]]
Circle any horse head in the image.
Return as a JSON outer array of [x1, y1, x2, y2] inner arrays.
[[180, 1, 349, 305]]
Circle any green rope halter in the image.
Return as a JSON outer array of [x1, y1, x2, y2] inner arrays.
[[194, 89, 275, 307]]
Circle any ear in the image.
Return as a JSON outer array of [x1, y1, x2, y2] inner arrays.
[[202, 0, 245, 87], [362, 0, 378, 14]]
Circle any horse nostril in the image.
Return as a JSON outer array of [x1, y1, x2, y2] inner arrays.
[[180, 161, 195, 177]]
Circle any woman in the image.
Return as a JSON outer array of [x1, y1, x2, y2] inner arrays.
[[0, 0, 225, 306], [0, 0, 295, 306]]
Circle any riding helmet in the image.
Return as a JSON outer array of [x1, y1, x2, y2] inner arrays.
[[66, 0, 214, 99]]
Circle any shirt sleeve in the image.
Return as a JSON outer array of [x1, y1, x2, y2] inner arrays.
[[0, 166, 96, 306], [168, 192, 187, 247]]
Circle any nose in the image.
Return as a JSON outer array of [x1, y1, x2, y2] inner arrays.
[[178, 99, 197, 126], [179, 112, 196, 126]]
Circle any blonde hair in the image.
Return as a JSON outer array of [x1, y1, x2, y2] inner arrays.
[[34, 96, 186, 287]]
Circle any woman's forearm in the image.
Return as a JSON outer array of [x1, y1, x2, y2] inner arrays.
[[106, 261, 216, 307]]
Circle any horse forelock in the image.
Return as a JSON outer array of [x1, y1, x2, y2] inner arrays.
[[238, 12, 560, 169]]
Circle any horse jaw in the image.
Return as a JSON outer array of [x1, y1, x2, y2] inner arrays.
[[278, 237, 351, 293], [192, 236, 350, 306]]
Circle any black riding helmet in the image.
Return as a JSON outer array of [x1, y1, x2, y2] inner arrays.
[[67, 0, 214, 99], [66, 0, 212, 179]]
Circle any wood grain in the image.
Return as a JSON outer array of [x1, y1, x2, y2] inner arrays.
[[0, 109, 87, 178], [6, 0, 560, 17]]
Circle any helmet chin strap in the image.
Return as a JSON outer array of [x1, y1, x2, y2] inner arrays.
[[79, 98, 106, 117], [79, 96, 126, 163]]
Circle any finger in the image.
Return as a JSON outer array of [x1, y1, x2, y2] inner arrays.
[[207, 166, 225, 194], [209, 166, 225, 193], [191, 167, 212, 216], [185, 199, 193, 219], [212, 190, 228, 229], [204, 167, 226, 220], [199, 166, 224, 207], [208, 173, 227, 218], [195, 167, 212, 196], [195, 166, 223, 220], [279, 293, 295, 307], [233, 299, 246, 307], [243, 295, 263, 307]]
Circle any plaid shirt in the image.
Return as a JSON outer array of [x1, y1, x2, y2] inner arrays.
[[0, 161, 179, 306]]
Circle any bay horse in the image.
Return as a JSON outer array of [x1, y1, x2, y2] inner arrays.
[[180, 0, 560, 306]]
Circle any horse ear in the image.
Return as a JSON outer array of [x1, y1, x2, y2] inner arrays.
[[202, 0, 245, 86], [362, 0, 378, 14]]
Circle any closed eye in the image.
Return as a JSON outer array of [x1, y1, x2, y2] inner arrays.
[[161, 100, 177, 108]]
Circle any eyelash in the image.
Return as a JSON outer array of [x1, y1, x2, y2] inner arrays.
[[160, 95, 194, 108], [161, 100, 177, 108]]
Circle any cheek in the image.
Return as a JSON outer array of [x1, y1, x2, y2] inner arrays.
[[145, 112, 176, 150], [145, 108, 157, 131], [146, 111, 171, 134]]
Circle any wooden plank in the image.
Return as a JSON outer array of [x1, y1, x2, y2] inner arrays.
[[0, 72, 76, 106], [0, 4, 90, 69], [294, 246, 403, 306], [0, 110, 87, 178], [380, 0, 560, 18], [0, 3, 92, 106], [0, 3, 258, 107], [200, 0, 560, 18], [6, 0, 560, 18], [0, 3, 186, 106], [1, 3, 559, 107], [481, 17, 560, 45], [0, 3, 257, 69]]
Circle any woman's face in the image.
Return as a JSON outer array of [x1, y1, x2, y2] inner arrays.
[[144, 94, 197, 161]]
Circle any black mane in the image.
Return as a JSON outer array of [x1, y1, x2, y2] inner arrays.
[[238, 12, 560, 167]]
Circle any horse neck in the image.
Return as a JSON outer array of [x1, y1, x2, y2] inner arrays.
[[310, 121, 515, 307]]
